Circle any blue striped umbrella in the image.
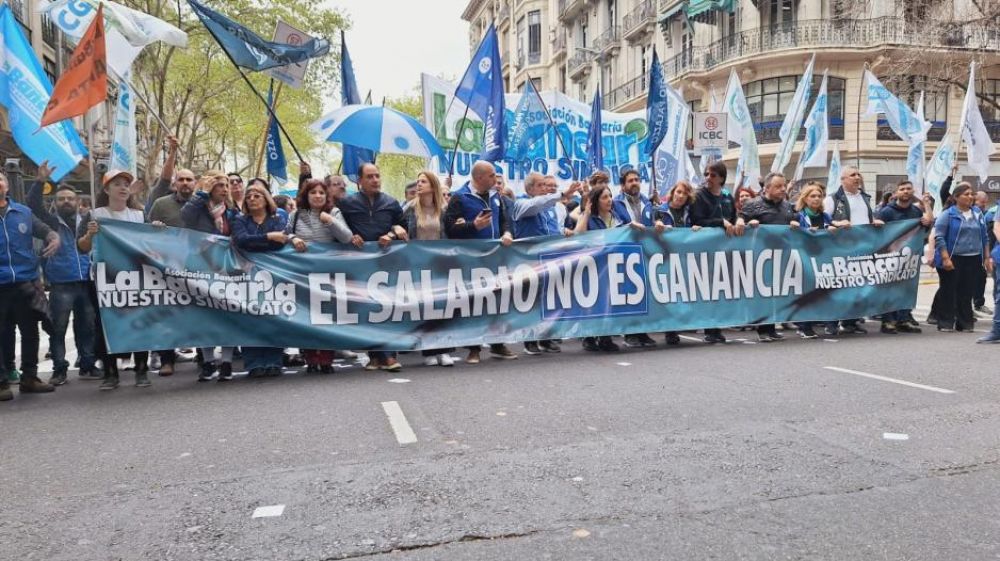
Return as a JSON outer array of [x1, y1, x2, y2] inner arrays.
[[310, 104, 445, 160]]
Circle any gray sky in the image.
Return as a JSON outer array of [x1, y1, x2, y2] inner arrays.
[[326, 0, 471, 101]]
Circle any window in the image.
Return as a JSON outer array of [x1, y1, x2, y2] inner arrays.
[[608, 0, 617, 26], [687, 100, 699, 148], [743, 74, 846, 144], [531, 77, 542, 92], [768, 0, 795, 29], [876, 75, 948, 142], [681, 19, 693, 66], [527, 11, 541, 64], [43, 57, 57, 86], [516, 16, 526, 65], [580, 18, 588, 48]]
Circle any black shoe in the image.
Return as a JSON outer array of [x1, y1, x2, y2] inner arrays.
[[896, 323, 922, 333], [880, 322, 898, 334], [306, 364, 317, 373], [703, 333, 727, 344], [523, 341, 543, 355], [247, 368, 265, 378], [636, 333, 657, 347], [582, 338, 600, 352], [49, 371, 68, 386], [758, 332, 777, 343], [597, 337, 621, 352], [823, 325, 840, 337], [840, 325, 868, 335], [796, 328, 818, 339], [198, 363, 216, 382], [78, 368, 103, 380], [664, 332, 681, 345], [623, 335, 645, 348], [540, 340, 561, 353], [319, 365, 333, 374], [217, 362, 233, 382], [937, 325, 955, 332], [926, 315, 938, 325], [264, 367, 283, 377], [769, 330, 784, 340]]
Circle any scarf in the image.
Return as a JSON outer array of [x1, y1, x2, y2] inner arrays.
[[209, 201, 229, 235]]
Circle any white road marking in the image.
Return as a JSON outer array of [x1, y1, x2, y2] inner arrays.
[[824, 366, 955, 394], [615, 362, 632, 366], [678, 334, 703, 343], [883, 432, 910, 441], [387, 378, 411, 384], [380, 401, 418, 445], [252, 505, 285, 518]]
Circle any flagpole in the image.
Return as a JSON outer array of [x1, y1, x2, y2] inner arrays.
[[200, 28, 305, 162], [448, 104, 472, 178], [855, 61, 868, 169]]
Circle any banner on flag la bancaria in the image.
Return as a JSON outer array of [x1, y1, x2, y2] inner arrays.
[[92, 219, 926, 354], [422, 73, 651, 193]]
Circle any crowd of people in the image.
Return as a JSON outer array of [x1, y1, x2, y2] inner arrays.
[[1, 137, 998, 402]]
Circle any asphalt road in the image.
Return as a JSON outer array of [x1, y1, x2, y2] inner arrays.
[[3, 280, 1000, 560]]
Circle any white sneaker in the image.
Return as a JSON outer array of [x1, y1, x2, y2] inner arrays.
[[437, 353, 455, 367], [423, 356, 438, 367]]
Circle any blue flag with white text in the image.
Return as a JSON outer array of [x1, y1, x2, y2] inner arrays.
[[187, 0, 329, 71], [588, 88, 604, 172], [0, 5, 85, 182], [340, 31, 373, 183], [265, 84, 287, 184], [454, 24, 506, 161], [506, 79, 551, 162], [645, 48, 668, 157]]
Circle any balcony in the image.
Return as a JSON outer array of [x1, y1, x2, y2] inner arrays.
[[498, 4, 511, 28], [623, 0, 656, 42], [552, 32, 568, 60], [593, 26, 620, 56], [41, 15, 58, 49], [604, 73, 649, 110], [660, 17, 1000, 79], [517, 50, 542, 69], [568, 49, 593, 80], [559, 0, 586, 22]]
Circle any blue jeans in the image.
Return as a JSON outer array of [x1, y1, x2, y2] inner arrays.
[[992, 267, 1000, 335], [48, 282, 97, 374]]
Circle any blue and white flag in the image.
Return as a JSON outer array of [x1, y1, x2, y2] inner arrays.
[[959, 63, 996, 183], [827, 141, 841, 192], [724, 69, 760, 186], [265, 85, 287, 183], [645, 48, 668, 157], [109, 75, 137, 176], [906, 91, 927, 192], [0, 4, 85, 182], [795, 71, 829, 181], [507, 78, 551, 162], [454, 24, 506, 161], [340, 31, 373, 183], [772, 55, 814, 173], [587, 87, 604, 172], [864, 70, 931, 144], [187, 0, 329, 72], [652, 83, 691, 195], [926, 134, 957, 214]]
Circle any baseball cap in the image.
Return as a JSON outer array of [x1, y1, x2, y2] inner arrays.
[[102, 169, 134, 186]]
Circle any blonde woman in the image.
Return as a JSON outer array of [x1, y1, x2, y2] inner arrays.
[[402, 171, 456, 367], [791, 182, 838, 231]]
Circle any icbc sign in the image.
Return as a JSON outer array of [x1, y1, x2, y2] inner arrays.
[[694, 112, 728, 153]]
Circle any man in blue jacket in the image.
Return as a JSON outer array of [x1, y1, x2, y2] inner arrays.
[[877, 180, 933, 334], [340, 162, 407, 372], [444, 160, 517, 363], [26, 162, 99, 385], [614, 169, 658, 347], [0, 169, 61, 401]]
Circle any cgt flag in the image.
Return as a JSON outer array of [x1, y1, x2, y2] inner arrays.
[[40, 4, 107, 128], [187, 0, 329, 72], [454, 24, 506, 162]]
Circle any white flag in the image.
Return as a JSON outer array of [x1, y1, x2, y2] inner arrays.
[[906, 91, 928, 192], [794, 71, 829, 181], [724, 69, 760, 186], [652, 83, 691, 196], [959, 63, 996, 183], [38, 0, 187, 77], [827, 141, 841, 192], [864, 70, 931, 144], [109, 76, 137, 176], [772, 55, 814, 173], [925, 134, 957, 214]]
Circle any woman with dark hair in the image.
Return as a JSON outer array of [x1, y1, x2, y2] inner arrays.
[[573, 185, 640, 352], [401, 171, 457, 367], [285, 179, 352, 373], [181, 172, 240, 381], [933, 182, 993, 332], [232, 183, 289, 377], [77, 170, 160, 390]]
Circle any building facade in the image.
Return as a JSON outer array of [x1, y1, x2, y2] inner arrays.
[[462, 0, 1000, 201]]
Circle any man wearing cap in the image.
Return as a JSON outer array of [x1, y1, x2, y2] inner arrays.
[[25, 161, 100, 385], [0, 167, 61, 401]]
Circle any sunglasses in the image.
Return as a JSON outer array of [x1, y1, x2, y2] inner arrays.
[[245, 192, 264, 200]]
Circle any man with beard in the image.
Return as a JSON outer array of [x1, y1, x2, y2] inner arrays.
[[148, 137, 194, 227], [877, 180, 934, 333], [613, 169, 660, 348], [26, 163, 99, 385]]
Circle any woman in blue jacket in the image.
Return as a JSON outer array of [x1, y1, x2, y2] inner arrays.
[[933, 182, 993, 332], [232, 183, 289, 377]]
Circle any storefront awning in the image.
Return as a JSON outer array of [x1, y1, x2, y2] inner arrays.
[[657, 1, 686, 23], [686, 0, 734, 19]]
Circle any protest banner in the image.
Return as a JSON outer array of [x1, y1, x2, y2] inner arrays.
[[93, 220, 925, 354], [422, 73, 650, 193]]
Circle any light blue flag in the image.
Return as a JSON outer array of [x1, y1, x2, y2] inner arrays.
[[925, 134, 956, 214], [340, 31, 373, 183], [906, 92, 927, 191], [0, 4, 85, 182], [827, 141, 841, 192], [587, 87, 604, 172], [772, 55, 814, 173], [265, 84, 287, 183], [454, 24, 506, 161], [506, 78, 550, 162], [795, 71, 829, 181], [187, 0, 329, 72], [863, 70, 931, 144], [109, 75, 137, 176]]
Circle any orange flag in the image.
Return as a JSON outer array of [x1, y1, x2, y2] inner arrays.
[[40, 4, 108, 128]]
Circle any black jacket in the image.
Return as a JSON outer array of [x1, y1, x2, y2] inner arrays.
[[690, 187, 736, 228], [739, 196, 797, 225]]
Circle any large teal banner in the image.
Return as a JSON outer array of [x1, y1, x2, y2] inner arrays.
[[92, 219, 925, 353]]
